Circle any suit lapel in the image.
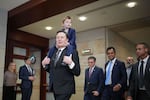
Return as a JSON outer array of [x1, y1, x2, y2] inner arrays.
[[144, 57, 150, 78], [86, 68, 90, 80]]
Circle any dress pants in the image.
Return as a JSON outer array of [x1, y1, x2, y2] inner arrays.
[[3, 86, 16, 100], [101, 85, 124, 100], [137, 90, 150, 100], [84, 93, 101, 100], [54, 94, 72, 100], [21, 87, 32, 100]]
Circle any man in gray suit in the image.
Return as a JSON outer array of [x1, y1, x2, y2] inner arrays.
[[42, 30, 80, 100], [127, 42, 150, 100]]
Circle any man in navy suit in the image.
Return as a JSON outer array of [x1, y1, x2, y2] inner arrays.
[[127, 42, 150, 100], [19, 57, 35, 100], [84, 56, 104, 100], [102, 47, 127, 100]]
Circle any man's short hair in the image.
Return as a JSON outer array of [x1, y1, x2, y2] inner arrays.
[[24, 57, 29, 61], [88, 56, 96, 62], [56, 30, 69, 39], [106, 46, 116, 53]]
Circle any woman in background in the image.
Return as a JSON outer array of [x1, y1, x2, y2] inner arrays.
[[3, 62, 17, 100]]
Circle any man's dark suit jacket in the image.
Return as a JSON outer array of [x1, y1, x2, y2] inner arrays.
[[19, 65, 33, 89], [84, 66, 104, 95], [128, 56, 150, 100], [45, 47, 80, 94], [104, 59, 127, 91]]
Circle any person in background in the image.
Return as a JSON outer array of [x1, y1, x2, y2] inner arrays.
[[124, 57, 134, 99], [19, 57, 35, 100], [84, 56, 104, 100], [127, 42, 150, 100], [101, 46, 127, 100], [3, 62, 17, 100], [42, 16, 77, 66], [126, 57, 134, 89]]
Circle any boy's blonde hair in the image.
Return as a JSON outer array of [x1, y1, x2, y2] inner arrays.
[[62, 16, 71, 23]]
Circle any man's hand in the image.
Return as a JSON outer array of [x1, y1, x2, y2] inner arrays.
[[29, 76, 35, 81], [113, 84, 121, 92], [92, 91, 99, 96], [42, 56, 50, 67], [126, 96, 133, 100], [63, 55, 72, 65]]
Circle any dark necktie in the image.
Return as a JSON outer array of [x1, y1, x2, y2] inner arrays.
[[54, 49, 61, 66], [139, 60, 144, 88]]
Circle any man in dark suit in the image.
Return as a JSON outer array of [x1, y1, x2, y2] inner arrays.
[[42, 30, 80, 100], [101, 47, 127, 100], [127, 42, 150, 100], [19, 57, 35, 100], [84, 56, 104, 100]]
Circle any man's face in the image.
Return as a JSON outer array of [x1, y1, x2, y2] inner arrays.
[[126, 57, 134, 64], [56, 32, 68, 48], [88, 59, 95, 68], [107, 49, 116, 60], [136, 44, 148, 58], [63, 19, 72, 29], [26, 59, 31, 65]]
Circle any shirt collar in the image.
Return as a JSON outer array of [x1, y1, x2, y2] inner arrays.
[[58, 47, 66, 51], [25, 64, 30, 68], [140, 55, 149, 63], [89, 65, 95, 70], [109, 58, 116, 63]]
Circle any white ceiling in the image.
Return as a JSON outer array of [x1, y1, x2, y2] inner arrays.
[[0, 0, 150, 45]]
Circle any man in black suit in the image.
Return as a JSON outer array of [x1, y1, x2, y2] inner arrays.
[[84, 56, 104, 100], [42, 30, 80, 100], [127, 42, 150, 100], [19, 57, 35, 100], [101, 47, 127, 100]]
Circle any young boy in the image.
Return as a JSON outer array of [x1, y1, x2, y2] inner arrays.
[[43, 16, 77, 66]]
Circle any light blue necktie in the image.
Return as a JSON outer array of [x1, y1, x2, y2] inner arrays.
[[105, 61, 112, 85]]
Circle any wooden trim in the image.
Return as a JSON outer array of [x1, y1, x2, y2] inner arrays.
[[8, 30, 49, 48], [8, 0, 97, 30], [9, 0, 46, 17]]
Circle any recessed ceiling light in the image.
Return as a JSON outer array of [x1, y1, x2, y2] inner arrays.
[[45, 26, 53, 30], [78, 16, 87, 21], [126, 2, 137, 8]]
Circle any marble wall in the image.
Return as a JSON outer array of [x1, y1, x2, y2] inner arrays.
[[106, 28, 136, 63], [0, 8, 7, 100]]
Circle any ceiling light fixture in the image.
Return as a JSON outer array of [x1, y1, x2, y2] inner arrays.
[[126, 2, 137, 8], [78, 16, 87, 21], [45, 26, 53, 30]]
